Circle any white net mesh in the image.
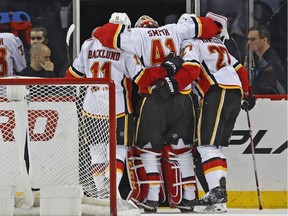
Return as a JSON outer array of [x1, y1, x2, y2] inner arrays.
[[0, 78, 139, 215]]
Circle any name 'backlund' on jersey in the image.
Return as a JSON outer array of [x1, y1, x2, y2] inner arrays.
[[88, 49, 120, 60]]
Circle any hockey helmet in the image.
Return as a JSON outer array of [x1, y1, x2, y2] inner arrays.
[[134, 15, 159, 28], [109, 12, 131, 27]]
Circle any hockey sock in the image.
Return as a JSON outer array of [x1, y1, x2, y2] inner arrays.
[[116, 145, 127, 187], [218, 146, 227, 179], [197, 145, 223, 190], [140, 148, 161, 202], [90, 144, 109, 193]]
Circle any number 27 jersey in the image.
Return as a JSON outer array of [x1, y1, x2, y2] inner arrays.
[[181, 37, 243, 97]]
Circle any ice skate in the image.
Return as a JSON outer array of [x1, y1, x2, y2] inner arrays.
[[194, 186, 227, 206]]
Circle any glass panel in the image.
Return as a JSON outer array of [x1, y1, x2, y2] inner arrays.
[[199, 0, 287, 94], [0, 0, 74, 77]]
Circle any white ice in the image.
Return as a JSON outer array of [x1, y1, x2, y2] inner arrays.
[[143, 207, 288, 215]]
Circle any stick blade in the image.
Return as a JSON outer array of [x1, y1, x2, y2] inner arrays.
[[66, 24, 75, 45]]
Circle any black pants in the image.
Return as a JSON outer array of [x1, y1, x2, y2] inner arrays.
[[198, 87, 241, 147], [135, 93, 196, 150]]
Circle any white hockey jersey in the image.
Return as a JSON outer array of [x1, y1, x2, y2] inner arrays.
[[118, 22, 200, 68], [181, 37, 243, 97], [68, 37, 143, 116], [93, 16, 221, 93], [0, 33, 26, 77]]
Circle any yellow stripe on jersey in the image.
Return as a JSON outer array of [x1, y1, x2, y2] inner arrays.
[[135, 97, 147, 143], [116, 112, 125, 118], [124, 78, 133, 114], [134, 68, 146, 84], [195, 17, 203, 38], [209, 89, 225, 145], [234, 63, 242, 71], [201, 65, 215, 85], [113, 25, 123, 49], [81, 109, 109, 119], [195, 82, 205, 97], [197, 104, 203, 144], [218, 84, 243, 94], [179, 88, 192, 94], [68, 67, 83, 78], [124, 114, 129, 146], [183, 61, 200, 67]]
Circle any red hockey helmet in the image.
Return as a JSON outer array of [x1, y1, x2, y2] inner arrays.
[[134, 15, 159, 28]]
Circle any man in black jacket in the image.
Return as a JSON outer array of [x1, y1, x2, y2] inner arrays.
[[247, 25, 286, 94], [19, 43, 56, 77]]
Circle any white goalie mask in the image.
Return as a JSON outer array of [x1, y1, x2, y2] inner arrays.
[[206, 12, 230, 40], [177, 13, 197, 24], [109, 12, 131, 27]]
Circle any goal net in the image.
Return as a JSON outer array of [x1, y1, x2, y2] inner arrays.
[[0, 77, 139, 216]]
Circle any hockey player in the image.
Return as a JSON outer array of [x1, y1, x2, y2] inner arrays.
[[0, 32, 26, 77], [129, 15, 200, 213], [178, 12, 256, 212], [93, 13, 221, 212], [66, 12, 184, 200]]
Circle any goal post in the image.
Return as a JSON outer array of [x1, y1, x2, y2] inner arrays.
[[0, 77, 127, 215]]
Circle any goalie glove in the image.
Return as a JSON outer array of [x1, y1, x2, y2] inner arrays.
[[152, 77, 178, 103], [241, 86, 256, 111], [161, 52, 184, 76]]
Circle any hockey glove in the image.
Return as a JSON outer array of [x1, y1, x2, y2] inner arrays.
[[241, 86, 256, 111], [152, 77, 179, 103], [161, 52, 184, 76]]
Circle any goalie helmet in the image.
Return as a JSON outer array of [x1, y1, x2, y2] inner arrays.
[[109, 12, 131, 27], [206, 12, 230, 40], [134, 15, 159, 28]]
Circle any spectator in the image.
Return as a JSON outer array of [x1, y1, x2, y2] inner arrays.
[[247, 25, 286, 94], [30, 26, 49, 46], [28, 26, 67, 77], [18, 43, 56, 77], [0, 32, 26, 77]]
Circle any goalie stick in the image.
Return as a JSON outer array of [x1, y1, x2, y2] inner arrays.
[[66, 24, 75, 65], [245, 109, 263, 210]]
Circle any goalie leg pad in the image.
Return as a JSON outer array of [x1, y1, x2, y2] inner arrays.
[[163, 140, 197, 208], [126, 146, 147, 203], [127, 145, 165, 208], [162, 144, 182, 206]]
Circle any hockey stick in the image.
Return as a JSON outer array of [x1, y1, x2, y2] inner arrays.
[[66, 24, 75, 65], [245, 109, 263, 210]]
